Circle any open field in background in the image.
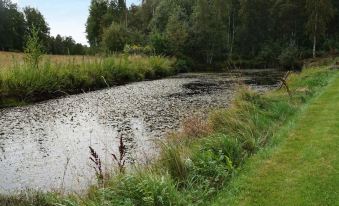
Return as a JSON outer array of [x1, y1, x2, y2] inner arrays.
[[1, 60, 337, 205], [0, 51, 99, 69]]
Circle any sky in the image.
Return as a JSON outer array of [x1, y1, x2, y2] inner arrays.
[[14, 0, 141, 45]]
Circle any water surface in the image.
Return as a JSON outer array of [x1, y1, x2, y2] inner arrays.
[[0, 70, 284, 193]]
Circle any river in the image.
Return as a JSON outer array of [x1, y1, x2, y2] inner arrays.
[[0, 70, 284, 194]]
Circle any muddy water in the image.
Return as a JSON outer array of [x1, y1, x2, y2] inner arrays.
[[0, 70, 284, 193]]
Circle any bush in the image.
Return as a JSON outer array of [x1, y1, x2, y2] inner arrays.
[[88, 172, 184, 206], [175, 57, 192, 73], [102, 23, 128, 53], [188, 134, 239, 189], [149, 32, 170, 55], [124, 44, 154, 56], [24, 26, 43, 68], [278, 46, 300, 69]]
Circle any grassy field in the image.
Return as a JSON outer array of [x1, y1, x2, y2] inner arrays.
[[0, 52, 176, 107], [1, 63, 337, 205], [0, 51, 99, 68], [213, 71, 339, 206]]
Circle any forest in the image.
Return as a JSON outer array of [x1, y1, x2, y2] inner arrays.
[[86, 0, 339, 69], [1, 0, 339, 68], [0, 0, 88, 55]]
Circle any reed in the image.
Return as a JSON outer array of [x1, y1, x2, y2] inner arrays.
[[0, 54, 176, 107]]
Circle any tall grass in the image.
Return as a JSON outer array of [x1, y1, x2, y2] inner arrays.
[[0, 55, 176, 107], [0, 67, 335, 205]]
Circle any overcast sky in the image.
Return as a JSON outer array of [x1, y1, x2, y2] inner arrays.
[[14, 0, 141, 45]]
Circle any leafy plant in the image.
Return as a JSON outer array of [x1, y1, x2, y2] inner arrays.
[[24, 26, 43, 68]]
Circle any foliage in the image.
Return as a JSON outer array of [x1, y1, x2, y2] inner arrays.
[[24, 26, 43, 68], [48, 35, 88, 55], [82, 0, 339, 68], [3, 0, 339, 65], [0, 0, 87, 55], [305, 0, 335, 57], [0, 0, 26, 51], [23, 6, 50, 49], [278, 45, 300, 69], [102, 22, 128, 52], [0, 55, 176, 107], [124, 44, 154, 56], [149, 32, 170, 55]]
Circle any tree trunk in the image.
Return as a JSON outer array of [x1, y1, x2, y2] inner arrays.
[[230, 10, 235, 57], [125, 0, 128, 28], [313, 34, 316, 58], [313, 7, 318, 58]]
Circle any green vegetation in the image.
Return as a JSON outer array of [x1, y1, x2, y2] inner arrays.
[[1, 0, 339, 204], [2, 0, 339, 67], [1, 64, 336, 205], [213, 71, 339, 206], [0, 55, 176, 107], [0, 0, 87, 54], [85, 0, 339, 69]]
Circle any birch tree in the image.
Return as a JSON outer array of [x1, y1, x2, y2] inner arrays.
[[305, 0, 334, 58]]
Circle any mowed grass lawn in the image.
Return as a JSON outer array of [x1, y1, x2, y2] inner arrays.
[[213, 72, 339, 206]]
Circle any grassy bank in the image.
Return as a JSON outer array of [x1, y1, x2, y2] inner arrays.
[[213, 71, 339, 206], [0, 54, 176, 107], [1, 66, 337, 206]]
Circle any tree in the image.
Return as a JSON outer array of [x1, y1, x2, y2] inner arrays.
[[86, 0, 109, 47], [117, 0, 127, 27], [271, 0, 305, 46], [165, 8, 189, 56], [102, 22, 128, 52], [24, 26, 43, 68], [237, 0, 273, 58], [0, 0, 26, 51], [190, 0, 229, 64], [305, 0, 335, 58], [23, 7, 50, 50]]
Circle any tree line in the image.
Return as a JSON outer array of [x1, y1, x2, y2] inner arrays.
[[0, 0, 88, 55], [86, 0, 339, 69]]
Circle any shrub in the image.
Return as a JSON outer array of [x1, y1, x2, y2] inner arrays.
[[89, 172, 184, 206], [149, 32, 170, 55], [124, 44, 154, 56], [24, 26, 43, 68], [102, 23, 128, 53], [278, 46, 300, 69]]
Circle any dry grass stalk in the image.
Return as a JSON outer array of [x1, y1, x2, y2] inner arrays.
[[112, 135, 127, 173], [181, 116, 212, 138], [89, 146, 104, 183]]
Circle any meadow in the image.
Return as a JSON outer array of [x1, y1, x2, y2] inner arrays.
[[1, 61, 337, 205], [0, 51, 176, 107], [0, 52, 99, 68]]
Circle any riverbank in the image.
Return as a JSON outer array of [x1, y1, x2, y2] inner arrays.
[[213, 70, 339, 206], [0, 54, 176, 108], [1, 63, 337, 205]]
